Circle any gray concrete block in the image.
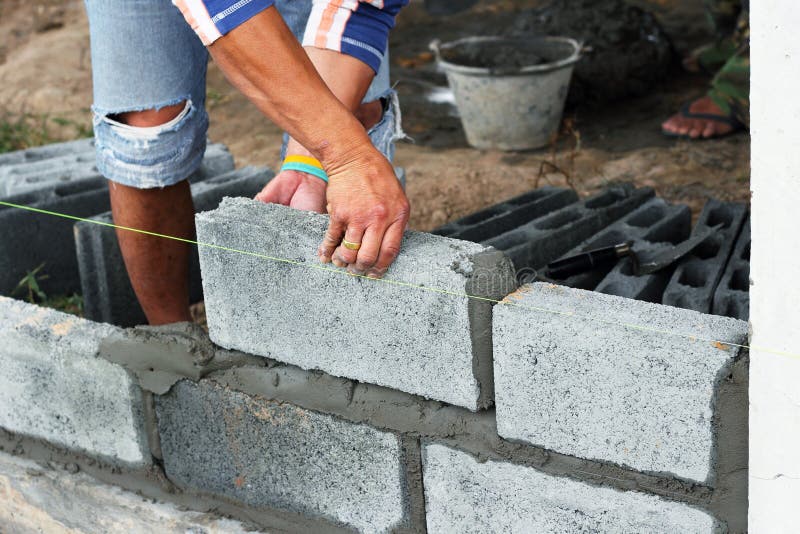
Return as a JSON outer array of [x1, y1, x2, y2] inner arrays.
[[662, 200, 748, 313], [484, 184, 654, 273], [552, 198, 692, 295], [712, 216, 750, 320], [196, 198, 516, 410], [0, 296, 150, 467], [432, 186, 578, 242], [156, 379, 410, 533], [0, 450, 253, 533], [422, 443, 720, 533], [0, 142, 233, 198], [0, 182, 110, 297], [493, 282, 747, 483], [0, 138, 94, 167], [0, 148, 236, 298], [76, 167, 272, 327]]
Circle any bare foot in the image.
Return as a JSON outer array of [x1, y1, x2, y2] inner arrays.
[[661, 97, 738, 139]]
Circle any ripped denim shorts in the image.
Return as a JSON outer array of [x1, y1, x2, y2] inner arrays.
[[84, 0, 401, 189]]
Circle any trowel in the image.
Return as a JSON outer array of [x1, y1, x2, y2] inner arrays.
[[545, 223, 723, 279]]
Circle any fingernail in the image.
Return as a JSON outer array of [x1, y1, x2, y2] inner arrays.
[[347, 266, 365, 276], [366, 270, 382, 279], [332, 258, 345, 268]]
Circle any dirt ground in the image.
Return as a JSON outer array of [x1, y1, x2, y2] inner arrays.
[[0, 0, 750, 232]]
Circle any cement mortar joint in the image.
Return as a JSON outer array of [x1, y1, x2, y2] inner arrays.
[[99, 322, 265, 394], [201, 364, 716, 506]]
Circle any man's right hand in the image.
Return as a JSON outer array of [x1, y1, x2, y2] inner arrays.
[[318, 146, 410, 279]]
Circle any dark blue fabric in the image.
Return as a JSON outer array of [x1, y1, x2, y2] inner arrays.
[[204, 0, 274, 35]]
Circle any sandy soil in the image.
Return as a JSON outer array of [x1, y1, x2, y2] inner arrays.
[[0, 0, 750, 232]]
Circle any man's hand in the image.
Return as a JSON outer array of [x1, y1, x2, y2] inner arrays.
[[318, 147, 410, 279], [255, 170, 327, 213]]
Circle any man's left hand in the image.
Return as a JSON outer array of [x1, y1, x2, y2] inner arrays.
[[254, 169, 327, 213]]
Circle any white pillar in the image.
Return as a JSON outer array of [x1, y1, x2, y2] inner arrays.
[[749, 2, 800, 531]]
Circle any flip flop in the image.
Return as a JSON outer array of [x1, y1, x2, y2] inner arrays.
[[662, 102, 745, 140]]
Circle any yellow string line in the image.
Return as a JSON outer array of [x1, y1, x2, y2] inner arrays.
[[1, 199, 796, 361]]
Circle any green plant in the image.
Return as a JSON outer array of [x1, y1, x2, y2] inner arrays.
[[0, 110, 92, 155], [51, 116, 93, 139], [11, 263, 84, 316], [0, 112, 53, 153], [12, 263, 49, 303]]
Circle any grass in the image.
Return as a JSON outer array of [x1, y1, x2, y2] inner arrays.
[[12, 263, 84, 317], [0, 110, 92, 154]]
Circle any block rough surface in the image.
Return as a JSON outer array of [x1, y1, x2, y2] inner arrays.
[[712, 216, 750, 320], [0, 450, 251, 534], [196, 198, 515, 409], [493, 283, 747, 483], [156, 379, 410, 533], [662, 200, 748, 313], [0, 297, 150, 467], [422, 443, 720, 533], [484, 184, 653, 272]]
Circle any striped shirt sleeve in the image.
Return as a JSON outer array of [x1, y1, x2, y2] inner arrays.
[[173, 0, 274, 46], [173, 0, 407, 74], [303, 0, 408, 73]]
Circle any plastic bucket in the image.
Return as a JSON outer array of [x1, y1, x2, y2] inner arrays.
[[431, 36, 581, 151]]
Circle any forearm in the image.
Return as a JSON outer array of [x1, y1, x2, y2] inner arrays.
[[284, 47, 376, 158], [206, 7, 372, 169]]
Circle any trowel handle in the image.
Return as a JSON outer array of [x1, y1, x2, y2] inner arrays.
[[546, 242, 632, 279]]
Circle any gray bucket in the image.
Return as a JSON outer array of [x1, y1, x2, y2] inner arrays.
[[431, 36, 582, 151]]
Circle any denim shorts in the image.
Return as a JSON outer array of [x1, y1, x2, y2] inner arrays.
[[84, 0, 400, 189]]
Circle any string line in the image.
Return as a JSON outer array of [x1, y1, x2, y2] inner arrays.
[[1, 199, 795, 361]]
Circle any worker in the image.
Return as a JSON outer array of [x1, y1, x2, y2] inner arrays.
[[662, 0, 749, 139], [84, 0, 410, 325]]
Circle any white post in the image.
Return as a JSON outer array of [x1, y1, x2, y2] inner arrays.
[[749, 1, 800, 531]]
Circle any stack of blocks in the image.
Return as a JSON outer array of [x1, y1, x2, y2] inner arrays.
[[0, 140, 235, 297], [0, 137, 750, 533]]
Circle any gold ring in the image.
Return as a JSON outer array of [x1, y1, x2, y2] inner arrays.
[[342, 238, 361, 251]]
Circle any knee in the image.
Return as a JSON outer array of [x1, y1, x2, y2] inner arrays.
[[92, 99, 209, 189], [111, 100, 188, 127]]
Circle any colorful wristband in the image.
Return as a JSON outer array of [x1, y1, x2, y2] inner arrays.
[[281, 155, 328, 183]]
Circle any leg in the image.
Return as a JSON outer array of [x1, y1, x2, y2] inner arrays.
[[685, 0, 742, 73], [662, 2, 749, 138], [85, 0, 209, 325]]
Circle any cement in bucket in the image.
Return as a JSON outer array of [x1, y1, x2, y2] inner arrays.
[[431, 36, 581, 151]]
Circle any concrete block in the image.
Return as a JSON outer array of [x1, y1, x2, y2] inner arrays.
[[662, 200, 748, 313], [196, 198, 516, 410], [0, 296, 150, 467], [0, 142, 233, 198], [0, 148, 236, 298], [422, 443, 720, 533], [76, 167, 272, 326], [0, 182, 110, 297], [552, 198, 692, 295], [0, 450, 253, 534], [156, 379, 411, 533], [712, 216, 750, 320], [432, 186, 578, 242], [484, 184, 654, 273], [493, 282, 747, 483], [0, 138, 94, 167]]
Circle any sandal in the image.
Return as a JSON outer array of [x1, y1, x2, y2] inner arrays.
[[662, 102, 745, 139]]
